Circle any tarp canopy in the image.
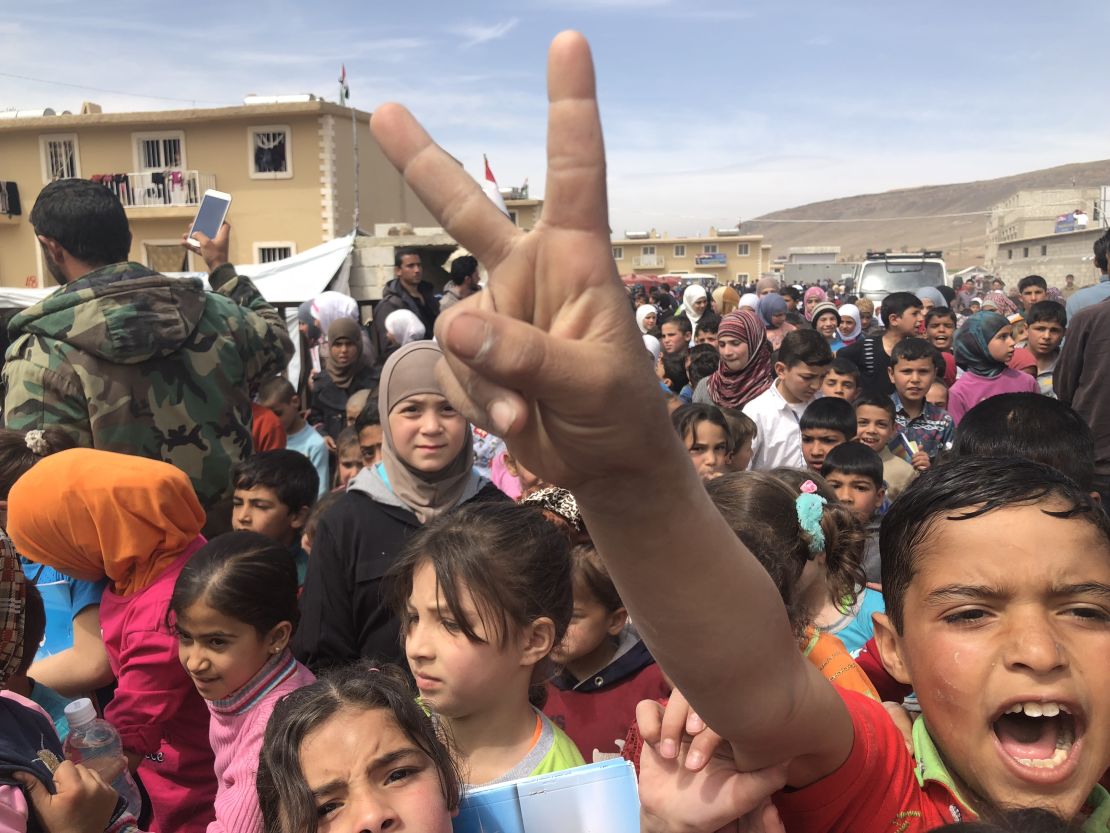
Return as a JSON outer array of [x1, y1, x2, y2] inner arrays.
[[0, 232, 356, 308]]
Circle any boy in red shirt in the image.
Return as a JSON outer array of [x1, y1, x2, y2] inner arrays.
[[369, 30, 1110, 832]]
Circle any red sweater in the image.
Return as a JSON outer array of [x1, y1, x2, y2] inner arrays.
[[99, 542, 217, 833]]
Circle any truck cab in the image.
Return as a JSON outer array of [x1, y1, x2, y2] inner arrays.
[[852, 251, 948, 305]]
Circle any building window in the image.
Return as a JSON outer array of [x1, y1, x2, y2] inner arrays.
[[508, 210, 518, 226], [612, 246, 624, 261], [1008, 249, 1013, 260], [254, 242, 297, 263], [39, 134, 80, 183], [641, 245, 656, 256], [248, 125, 293, 179], [737, 243, 750, 256], [674, 244, 686, 257], [736, 273, 750, 282], [1041, 245, 1048, 256], [1023, 247, 1030, 258], [703, 243, 718, 254], [133, 131, 185, 171], [142, 240, 187, 273]]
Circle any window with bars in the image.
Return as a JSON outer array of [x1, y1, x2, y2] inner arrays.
[[612, 246, 624, 260], [641, 245, 656, 255], [250, 126, 292, 178], [135, 133, 184, 170], [40, 135, 79, 182], [257, 245, 293, 263], [737, 243, 750, 256]]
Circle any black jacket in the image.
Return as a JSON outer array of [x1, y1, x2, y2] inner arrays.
[[369, 278, 439, 365], [293, 477, 507, 672]]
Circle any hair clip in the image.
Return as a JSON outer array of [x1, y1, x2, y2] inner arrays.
[[795, 489, 827, 555], [800, 480, 818, 494]]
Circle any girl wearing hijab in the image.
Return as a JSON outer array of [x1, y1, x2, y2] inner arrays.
[[947, 311, 1037, 424], [635, 304, 659, 336], [384, 309, 427, 347], [757, 292, 796, 351], [836, 303, 863, 347], [309, 318, 379, 444], [693, 309, 773, 410], [914, 286, 946, 315], [7, 450, 218, 833], [803, 286, 827, 321], [738, 293, 760, 311], [810, 301, 845, 352], [981, 290, 1019, 317], [294, 342, 506, 672], [677, 285, 708, 345], [712, 286, 740, 316]]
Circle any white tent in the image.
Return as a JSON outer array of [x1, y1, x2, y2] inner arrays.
[[0, 233, 358, 385]]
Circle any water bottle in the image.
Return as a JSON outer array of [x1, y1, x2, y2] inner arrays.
[[62, 698, 142, 818]]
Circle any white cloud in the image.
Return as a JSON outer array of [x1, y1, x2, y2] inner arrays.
[[449, 18, 520, 49]]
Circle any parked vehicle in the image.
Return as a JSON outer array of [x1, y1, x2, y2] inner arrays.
[[852, 251, 949, 305]]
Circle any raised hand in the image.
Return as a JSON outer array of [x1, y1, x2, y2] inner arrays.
[[370, 32, 673, 492]]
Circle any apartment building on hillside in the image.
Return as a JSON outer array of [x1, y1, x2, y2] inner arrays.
[[0, 97, 436, 287]]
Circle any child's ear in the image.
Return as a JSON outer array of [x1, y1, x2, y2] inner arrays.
[[521, 617, 556, 667], [876, 485, 887, 506], [290, 505, 311, 532], [267, 620, 294, 653], [773, 361, 786, 378], [887, 365, 896, 383], [873, 612, 912, 685], [606, 607, 628, 637], [291, 395, 301, 410]]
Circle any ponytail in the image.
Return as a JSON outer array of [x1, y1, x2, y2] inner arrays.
[[0, 428, 76, 499]]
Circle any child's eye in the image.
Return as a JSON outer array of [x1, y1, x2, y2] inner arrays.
[[208, 639, 227, 649], [942, 609, 988, 625], [442, 620, 461, 634], [386, 766, 418, 784], [316, 800, 341, 818]]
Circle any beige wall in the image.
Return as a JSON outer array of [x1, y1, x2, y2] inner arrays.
[[0, 102, 438, 288], [505, 199, 542, 231], [992, 227, 1104, 289]]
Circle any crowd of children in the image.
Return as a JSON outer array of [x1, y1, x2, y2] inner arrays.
[[0, 29, 1106, 833]]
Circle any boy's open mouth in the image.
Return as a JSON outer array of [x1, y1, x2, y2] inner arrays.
[[991, 701, 1079, 771]]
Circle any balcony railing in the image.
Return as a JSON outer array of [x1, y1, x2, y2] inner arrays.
[[90, 170, 216, 208], [633, 254, 666, 269]]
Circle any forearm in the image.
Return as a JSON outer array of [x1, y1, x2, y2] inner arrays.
[[30, 647, 114, 698], [575, 451, 817, 750]]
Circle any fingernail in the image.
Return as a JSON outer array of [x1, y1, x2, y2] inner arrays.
[[447, 313, 491, 361], [685, 750, 705, 770], [688, 713, 705, 732], [489, 400, 516, 435], [659, 739, 676, 759]]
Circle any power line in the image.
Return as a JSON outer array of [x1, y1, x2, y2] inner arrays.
[[0, 71, 226, 106], [750, 201, 1100, 224]]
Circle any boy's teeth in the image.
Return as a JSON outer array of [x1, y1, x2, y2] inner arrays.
[[1004, 701, 1069, 717]]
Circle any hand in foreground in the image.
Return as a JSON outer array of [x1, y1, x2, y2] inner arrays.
[[369, 32, 672, 493], [909, 449, 931, 472], [15, 761, 119, 833], [182, 221, 231, 273], [638, 699, 789, 833]]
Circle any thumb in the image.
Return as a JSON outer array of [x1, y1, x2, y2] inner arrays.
[[191, 231, 212, 245]]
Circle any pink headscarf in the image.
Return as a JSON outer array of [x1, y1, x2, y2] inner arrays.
[[803, 287, 828, 320], [706, 309, 773, 409]]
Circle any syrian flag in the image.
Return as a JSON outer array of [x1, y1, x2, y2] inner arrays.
[[482, 155, 510, 217], [339, 64, 350, 102]]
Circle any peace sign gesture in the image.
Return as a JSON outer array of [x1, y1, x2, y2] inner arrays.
[[370, 32, 673, 493]]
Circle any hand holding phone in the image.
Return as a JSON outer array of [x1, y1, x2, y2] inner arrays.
[[188, 189, 232, 243], [182, 221, 231, 273]]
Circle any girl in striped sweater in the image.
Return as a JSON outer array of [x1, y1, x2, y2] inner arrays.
[[170, 531, 316, 833]]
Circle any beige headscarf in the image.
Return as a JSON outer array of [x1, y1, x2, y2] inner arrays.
[[379, 342, 482, 523]]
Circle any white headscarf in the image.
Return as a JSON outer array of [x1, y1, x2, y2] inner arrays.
[[837, 303, 862, 342], [739, 293, 759, 310], [681, 285, 707, 326], [643, 334, 662, 364], [311, 291, 359, 339], [636, 304, 659, 334], [385, 309, 426, 346]]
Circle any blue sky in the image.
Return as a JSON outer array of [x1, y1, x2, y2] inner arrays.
[[3, 0, 1109, 235]]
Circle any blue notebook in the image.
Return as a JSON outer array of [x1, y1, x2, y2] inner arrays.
[[453, 759, 640, 833]]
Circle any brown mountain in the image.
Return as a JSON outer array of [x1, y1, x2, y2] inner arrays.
[[742, 159, 1110, 270]]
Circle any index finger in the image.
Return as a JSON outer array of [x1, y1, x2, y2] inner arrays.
[[370, 104, 518, 270]]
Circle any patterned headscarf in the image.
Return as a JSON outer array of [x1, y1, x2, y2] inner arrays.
[[954, 311, 1011, 379], [0, 533, 25, 686], [521, 487, 584, 533], [707, 309, 773, 409], [981, 291, 1019, 317]]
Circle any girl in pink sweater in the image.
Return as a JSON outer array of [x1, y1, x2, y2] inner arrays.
[[170, 531, 315, 833]]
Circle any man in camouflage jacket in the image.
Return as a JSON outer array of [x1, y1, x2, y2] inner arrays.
[[3, 179, 293, 508]]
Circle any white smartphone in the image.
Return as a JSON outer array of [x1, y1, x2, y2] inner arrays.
[[186, 189, 232, 247]]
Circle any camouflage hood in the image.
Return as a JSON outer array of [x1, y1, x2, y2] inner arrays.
[[8, 262, 208, 365]]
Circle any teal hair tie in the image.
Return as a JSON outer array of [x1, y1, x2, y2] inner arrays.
[[796, 482, 827, 554]]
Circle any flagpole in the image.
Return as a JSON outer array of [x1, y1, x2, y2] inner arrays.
[[340, 65, 360, 235]]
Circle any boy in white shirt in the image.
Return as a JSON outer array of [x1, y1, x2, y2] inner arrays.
[[743, 329, 833, 470]]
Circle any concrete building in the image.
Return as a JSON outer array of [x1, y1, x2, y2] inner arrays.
[[502, 185, 542, 231], [610, 227, 771, 284], [985, 187, 1110, 288], [0, 97, 436, 288]]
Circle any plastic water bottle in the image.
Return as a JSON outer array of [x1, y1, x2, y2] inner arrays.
[[63, 698, 142, 818]]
